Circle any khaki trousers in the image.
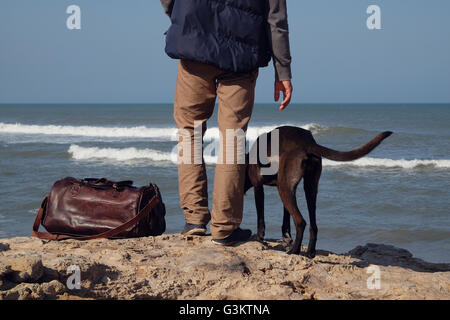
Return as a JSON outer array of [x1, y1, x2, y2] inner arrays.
[[174, 60, 258, 239]]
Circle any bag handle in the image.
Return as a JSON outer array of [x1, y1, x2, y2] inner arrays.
[[81, 178, 134, 190], [32, 195, 160, 241]]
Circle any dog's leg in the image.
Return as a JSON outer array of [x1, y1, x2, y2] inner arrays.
[[303, 156, 322, 258], [282, 207, 292, 244], [278, 155, 306, 255], [254, 185, 265, 241], [280, 191, 306, 255]]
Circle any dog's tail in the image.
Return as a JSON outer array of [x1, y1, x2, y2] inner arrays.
[[309, 131, 393, 162]]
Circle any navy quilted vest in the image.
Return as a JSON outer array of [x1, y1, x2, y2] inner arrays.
[[165, 0, 272, 73]]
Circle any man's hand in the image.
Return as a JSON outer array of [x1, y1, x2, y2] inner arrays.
[[274, 80, 292, 111]]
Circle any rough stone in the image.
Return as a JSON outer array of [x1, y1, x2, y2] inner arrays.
[[0, 255, 44, 283], [0, 235, 448, 300]]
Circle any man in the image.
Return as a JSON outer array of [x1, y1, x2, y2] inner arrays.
[[160, 0, 292, 245]]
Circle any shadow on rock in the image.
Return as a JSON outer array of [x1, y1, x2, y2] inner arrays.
[[259, 238, 333, 258], [348, 243, 450, 273]]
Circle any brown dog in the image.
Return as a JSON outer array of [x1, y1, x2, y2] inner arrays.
[[244, 126, 393, 258]]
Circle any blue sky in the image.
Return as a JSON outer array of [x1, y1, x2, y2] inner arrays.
[[0, 0, 449, 104]]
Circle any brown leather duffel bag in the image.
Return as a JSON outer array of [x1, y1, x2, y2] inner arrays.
[[32, 177, 166, 240]]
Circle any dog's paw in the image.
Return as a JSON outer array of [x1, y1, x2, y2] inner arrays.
[[286, 246, 301, 255], [257, 228, 265, 242], [282, 234, 293, 245], [305, 250, 316, 259]]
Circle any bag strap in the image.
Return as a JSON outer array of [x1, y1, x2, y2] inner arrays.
[[32, 195, 160, 241]]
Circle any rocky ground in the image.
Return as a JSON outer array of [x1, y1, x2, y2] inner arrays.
[[0, 234, 449, 300]]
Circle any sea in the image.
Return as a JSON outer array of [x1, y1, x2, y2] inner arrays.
[[0, 104, 449, 263]]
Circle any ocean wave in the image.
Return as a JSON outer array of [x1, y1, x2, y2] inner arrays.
[[322, 158, 450, 169], [68, 145, 178, 162], [68, 144, 450, 169], [0, 122, 178, 140], [27, 208, 39, 215], [202, 125, 324, 142], [0, 122, 326, 142]]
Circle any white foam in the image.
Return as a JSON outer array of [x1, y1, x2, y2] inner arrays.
[[0, 122, 178, 140], [68, 145, 450, 169], [0, 122, 323, 142], [27, 209, 39, 215], [68, 145, 178, 163], [323, 157, 450, 169]]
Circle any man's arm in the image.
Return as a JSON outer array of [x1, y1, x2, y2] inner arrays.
[[267, 0, 293, 110], [267, 0, 292, 82], [160, 0, 174, 17]]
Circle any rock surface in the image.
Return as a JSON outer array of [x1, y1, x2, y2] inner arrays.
[[0, 234, 449, 300]]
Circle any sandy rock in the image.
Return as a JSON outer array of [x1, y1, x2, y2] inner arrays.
[[0, 235, 449, 300], [0, 263, 12, 278], [0, 283, 39, 300], [0, 255, 44, 283], [0, 243, 10, 252], [349, 243, 450, 272], [41, 280, 66, 297], [0, 280, 66, 300]]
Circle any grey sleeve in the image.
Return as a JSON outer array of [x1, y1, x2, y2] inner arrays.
[[267, 0, 292, 81], [160, 0, 174, 17]]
